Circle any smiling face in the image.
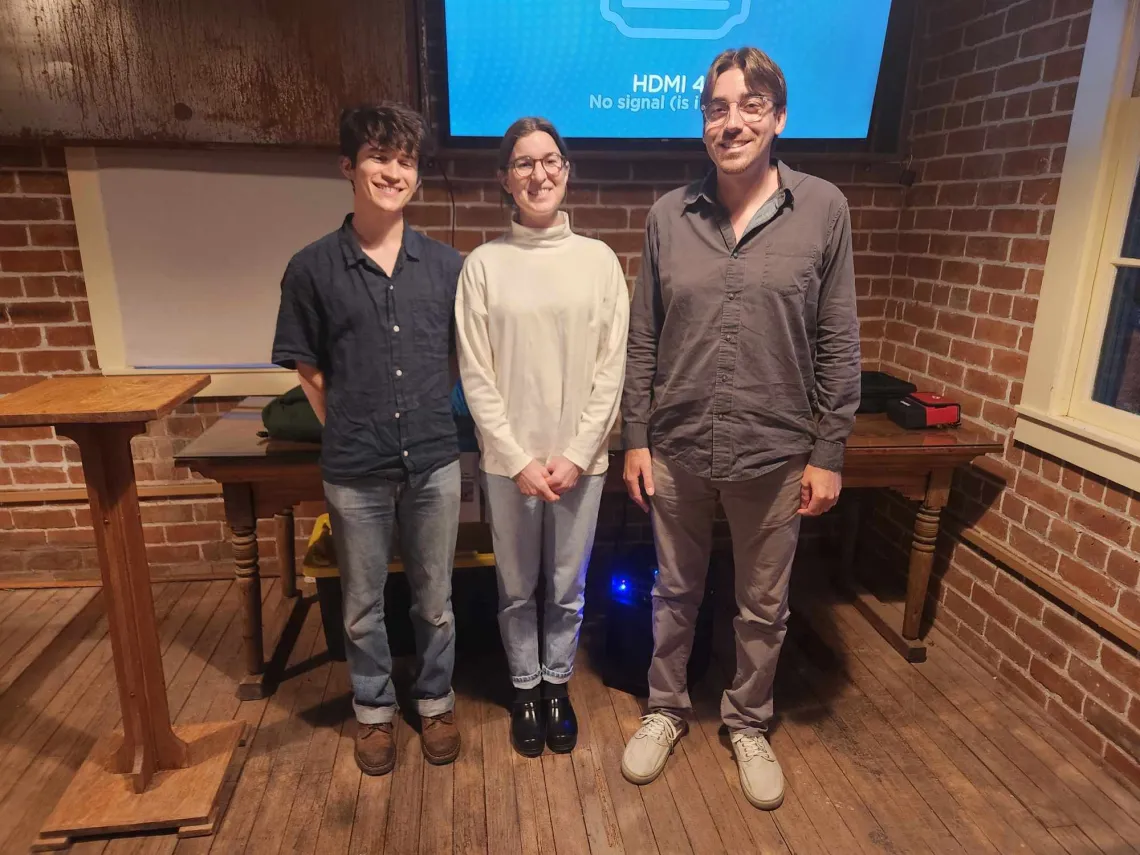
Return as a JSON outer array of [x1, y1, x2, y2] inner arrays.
[[501, 131, 569, 227], [340, 143, 419, 215], [702, 67, 787, 178]]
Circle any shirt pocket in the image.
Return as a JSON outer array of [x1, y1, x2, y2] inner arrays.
[[762, 245, 817, 296]]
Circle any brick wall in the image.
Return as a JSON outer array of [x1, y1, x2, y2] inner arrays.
[[0, 145, 898, 585], [870, 0, 1140, 788]]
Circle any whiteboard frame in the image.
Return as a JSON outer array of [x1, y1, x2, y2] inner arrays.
[[66, 146, 299, 398]]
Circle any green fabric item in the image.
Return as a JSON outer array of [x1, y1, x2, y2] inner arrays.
[[261, 386, 323, 443]]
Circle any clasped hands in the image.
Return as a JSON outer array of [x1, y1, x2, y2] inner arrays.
[[513, 456, 582, 502]]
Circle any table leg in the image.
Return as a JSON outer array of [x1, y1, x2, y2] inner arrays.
[[58, 423, 188, 791], [837, 490, 862, 591], [223, 483, 264, 700], [903, 468, 953, 640], [275, 508, 297, 599]]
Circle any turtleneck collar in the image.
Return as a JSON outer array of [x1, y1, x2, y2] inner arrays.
[[508, 210, 573, 247]]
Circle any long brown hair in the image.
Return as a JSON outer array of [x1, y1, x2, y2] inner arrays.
[[700, 47, 787, 110]]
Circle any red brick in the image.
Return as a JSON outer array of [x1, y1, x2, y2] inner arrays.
[[0, 224, 28, 247], [1043, 48, 1084, 81], [32, 444, 64, 463], [928, 356, 966, 385], [991, 348, 1028, 379], [1100, 645, 1140, 694], [1003, 148, 1053, 177], [1011, 296, 1038, 322], [965, 367, 1009, 398], [20, 349, 85, 374], [1047, 697, 1106, 755], [1105, 549, 1139, 587], [1030, 115, 1073, 147], [45, 326, 95, 347], [1105, 744, 1140, 791], [1025, 506, 1051, 537], [937, 311, 976, 337], [403, 205, 452, 228], [0, 197, 60, 222], [1102, 485, 1129, 513], [1057, 554, 1118, 607], [455, 206, 507, 228], [999, 659, 1048, 706], [972, 580, 1019, 628], [0, 444, 32, 463], [980, 264, 1026, 290], [10, 507, 75, 529], [1021, 177, 1061, 205], [1068, 498, 1131, 547], [1049, 519, 1079, 555], [16, 171, 71, 195], [1019, 21, 1072, 57], [1070, 658, 1130, 714], [944, 587, 987, 635], [983, 400, 1016, 428], [917, 330, 952, 357], [1010, 238, 1050, 265], [0, 530, 49, 548], [1015, 472, 1069, 516], [1014, 618, 1070, 669], [0, 249, 65, 273], [11, 466, 68, 485], [950, 340, 992, 367], [1075, 534, 1109, 569], [1122, 591, 1140, 626], [1031, 657, 1085, 710], [164, 522, 224, 543], [0, 327, 42, 349], [146, 544, 201, 564], [950, 209, 992, 232], [996, 59, 1043, 91], [1009, 526, 1060, 571], [942, 260, 981, 285], [975, 317, 1021, 348], [3, 301, 73, 324], [985, 620, 1032, 667]]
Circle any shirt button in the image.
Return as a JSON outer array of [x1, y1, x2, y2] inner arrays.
[[395, 369, 402, 377], [403, 450, 409, 457], [393, 325, 400, 332], [729, 293, 737, 300], [394, 412, 400, 419]]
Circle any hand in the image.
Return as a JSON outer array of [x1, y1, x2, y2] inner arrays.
[[514, 459, 559, 502], [546, 456, 582, 495], [799, 465, 841, 517], [623, 448, 655, 512]]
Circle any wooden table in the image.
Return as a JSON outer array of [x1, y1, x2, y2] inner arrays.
[[177, 398, 1000, 694], [0, 376, 245, 851]]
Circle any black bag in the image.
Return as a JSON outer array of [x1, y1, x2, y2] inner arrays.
[[260, 386, 323, 443], [858, 370, 918, 414]]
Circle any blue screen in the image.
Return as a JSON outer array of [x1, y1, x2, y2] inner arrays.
[[444, 0, 894, 141]]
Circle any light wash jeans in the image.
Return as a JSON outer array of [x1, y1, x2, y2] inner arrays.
[[482, 473, 606, 689], [323, 460, 461, 724]]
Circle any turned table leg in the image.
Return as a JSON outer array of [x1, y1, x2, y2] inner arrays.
[[223, 484, 264, 699], [903, 468, 954, 641]]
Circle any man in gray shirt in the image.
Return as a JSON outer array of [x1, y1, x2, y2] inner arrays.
[[619, 47, 860, 810]]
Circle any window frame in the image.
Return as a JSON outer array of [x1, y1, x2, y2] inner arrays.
[[1014, 0, 1140, 491]]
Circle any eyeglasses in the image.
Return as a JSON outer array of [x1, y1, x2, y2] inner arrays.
[[700, 94, 776, 126], [508, 154, 570, 179]]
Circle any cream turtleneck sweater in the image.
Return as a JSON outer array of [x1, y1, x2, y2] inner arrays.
[[455, 211, 630, 478]]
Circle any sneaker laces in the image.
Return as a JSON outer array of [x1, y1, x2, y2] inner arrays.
[[733, 733, 774, 763], [637, 712, 679, 746]]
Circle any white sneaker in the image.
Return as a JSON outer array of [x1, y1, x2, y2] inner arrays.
[[621, 712, 687, 784], [731, 731, 785, 810]]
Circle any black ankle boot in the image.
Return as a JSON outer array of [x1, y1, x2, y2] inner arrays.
[[511, 687, 545, 758], [543, 681, 577, 753]]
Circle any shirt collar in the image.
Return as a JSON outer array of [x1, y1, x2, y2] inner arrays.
[[337, 214, 422, 269], [683, 160, 801, 211]]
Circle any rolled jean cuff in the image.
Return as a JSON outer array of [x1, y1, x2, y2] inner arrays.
[[540, 666, 573, 685], [511, 671, 542, 690], [415, 689, 456, 718], [354, 700, 398, 725]]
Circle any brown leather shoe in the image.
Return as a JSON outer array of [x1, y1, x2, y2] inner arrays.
[[421, 711, 460, 765], [355, 722, 395, 776]]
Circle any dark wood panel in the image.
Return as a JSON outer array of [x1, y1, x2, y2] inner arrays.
[[0, 0, 415, 145]]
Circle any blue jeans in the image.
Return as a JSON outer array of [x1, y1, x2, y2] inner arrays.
[[482, 473, 605, 689], [323, 460, 460, 724]]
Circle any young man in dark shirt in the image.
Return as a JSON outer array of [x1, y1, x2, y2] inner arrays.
[[620, 48, 860, 809], [272, 104, 464, 776]]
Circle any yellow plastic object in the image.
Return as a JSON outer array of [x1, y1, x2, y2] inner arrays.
[[300, 512, 496, 579]]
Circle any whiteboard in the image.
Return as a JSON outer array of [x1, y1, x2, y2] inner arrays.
[[69, 147, 351, 392]]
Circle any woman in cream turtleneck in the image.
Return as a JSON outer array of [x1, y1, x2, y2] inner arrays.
[[455, 117, 629, 758]]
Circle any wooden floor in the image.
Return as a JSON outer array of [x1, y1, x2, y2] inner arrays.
[[0, 576, 1138, 855]]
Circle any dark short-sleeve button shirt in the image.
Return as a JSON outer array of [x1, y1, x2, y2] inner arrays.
[[271, 215, 463, 484]]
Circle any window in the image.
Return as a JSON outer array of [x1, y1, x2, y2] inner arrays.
[[1014, 0, 1140, 492]]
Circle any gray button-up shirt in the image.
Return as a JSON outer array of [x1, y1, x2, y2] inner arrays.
[[621, 162, 860, 480]]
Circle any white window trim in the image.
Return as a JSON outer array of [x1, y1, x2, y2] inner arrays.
[[67, 147, 299, 399], [1014, 0, 1140, 491]]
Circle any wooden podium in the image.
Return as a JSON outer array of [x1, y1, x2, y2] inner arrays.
[[0, 376, 245, 851]]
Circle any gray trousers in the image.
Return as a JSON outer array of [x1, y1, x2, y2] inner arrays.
[[647, 453, 806, 732], [483, 473, 606, 689]]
